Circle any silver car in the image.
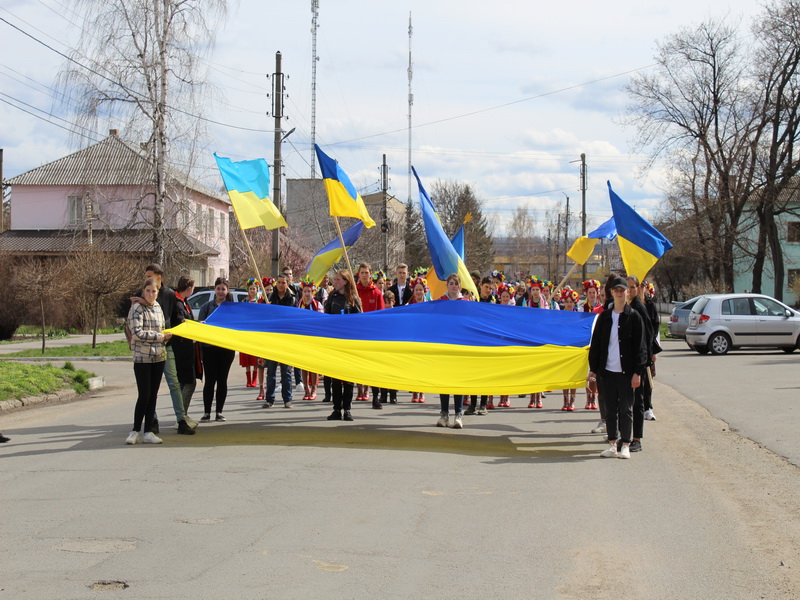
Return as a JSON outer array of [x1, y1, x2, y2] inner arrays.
[[187, 288, 250, 320], [686, 293, 800, 355], [668, 296, 700, 339]]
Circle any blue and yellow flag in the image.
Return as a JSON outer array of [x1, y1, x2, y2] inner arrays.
[[566, 216, 617, 265], [168, 300, 596, 395], [314, 145, 376, 227], [608, 182, 672, 280], [214, 154, 287, 230], [305, 221, 365, 285], [413, 167, 478, 299]]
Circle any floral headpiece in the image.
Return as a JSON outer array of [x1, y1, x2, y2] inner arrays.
[[497, 283, 514, 297], [411, 276, 429, 292], [491, 269, 505, 282], [413, 267, 428, 278], [372, 269, 386, 282], [299, 277, 316, 290], [246, 277, 259, 287], [261, 277, 275, 287], [644, 280, 655, 298], [582, 278, 601, 292], [560, 287, 579, 303], [543, 280, 554, 291], [527, 275, 544, 289]]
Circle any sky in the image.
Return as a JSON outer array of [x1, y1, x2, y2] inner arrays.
[[0, 0, 765, 237]]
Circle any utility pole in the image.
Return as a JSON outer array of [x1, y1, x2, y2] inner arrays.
[[563, 192, 570, 280], [407, 12, 413, 204], [0, 148, 5, 233], [580, 153, 587, 280], [556, 213, 562, 279], [271, 51, 285, 277], [381, 154, 389, 271], [310, 1, 319, 178]]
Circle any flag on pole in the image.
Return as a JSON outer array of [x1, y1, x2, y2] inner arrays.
[[214, 154, 287, 230], [607, 181, 673, 280], [412, 167, 479, 299], [305, 221, 365, 286], [314, 145, 376, 227], [566, 216, 617, 265]]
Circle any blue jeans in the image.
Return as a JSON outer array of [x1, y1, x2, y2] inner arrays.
[[439, 394, 463, 415], [163, 347, 185, 421], [266, 361, 293, 404]]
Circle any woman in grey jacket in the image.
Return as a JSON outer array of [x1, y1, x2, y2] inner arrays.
[[126, 277, 172, 444]]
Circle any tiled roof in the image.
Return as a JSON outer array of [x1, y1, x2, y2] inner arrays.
[[6, 133, 227, 203], [0, 228, 219, 257]]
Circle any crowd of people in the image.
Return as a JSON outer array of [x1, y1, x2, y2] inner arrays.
[[123, 262, 661, 458]]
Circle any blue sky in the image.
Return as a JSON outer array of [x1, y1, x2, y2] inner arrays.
[[1, 0, 762, 235]]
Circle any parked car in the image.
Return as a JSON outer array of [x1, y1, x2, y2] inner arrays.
[[187, 288, 250, 320], [668, 296, 701, 339], [685, 293, 800, 355]]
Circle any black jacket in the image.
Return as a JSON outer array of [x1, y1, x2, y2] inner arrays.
[[387, 282, 413, 306], [324, 290, 362, 315], [588, 303, 648, 377], [172, 293, 199, 384], [269, 290, 297, 307]]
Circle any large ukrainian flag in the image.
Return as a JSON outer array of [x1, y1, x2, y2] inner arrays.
[[608, 181, 672, 280], [167, 300, 595, 395], [305, 221, 365, 285], [314, 144, 376, 227], [413, 167, 479, 299], [214, 154, 287, 230]]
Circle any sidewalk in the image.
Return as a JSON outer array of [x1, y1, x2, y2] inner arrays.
[[0, 332, 126, 355]]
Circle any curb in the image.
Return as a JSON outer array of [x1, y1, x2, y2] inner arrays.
[[0, 376, 106, 413], [0, 357, 131, 362]]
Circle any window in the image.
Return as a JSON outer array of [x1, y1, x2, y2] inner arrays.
[[195, 204, 203, 236], [788, 222, 800, 243], [207, 208, 215, 238], [67, 196, 84, 225], [722, 298, 752, 316], [219, 211, 226, 238], [753, 297, 788, 317], [789, 269, 800, 286]]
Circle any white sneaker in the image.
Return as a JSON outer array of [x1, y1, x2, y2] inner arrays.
[[125, 431, 140, 445], [142, 432, 163, 444], [600, 444, 618, 458], [618, 444, 631, 459], [452, 414, 464, 429], [184, 416, 198, 429], [436, 412, 449, 428], [644, 409, 656, 421], [591, 421, 607, 434]]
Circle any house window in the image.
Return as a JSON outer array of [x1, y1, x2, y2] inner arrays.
[[788, 222, 800, 243], [789, 269, 800, 286], [67, 196, 84, 225], [219, 212, 226, 238], [208, 208, 215, 238], [195, 204, 203, 236]]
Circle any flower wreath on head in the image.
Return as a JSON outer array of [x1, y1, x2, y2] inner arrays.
[[299, 277, 316, 291], [246, 277, 259, 287], [491, 269, 505, 282], [560, 287, 579, 303], [411, 276, 429, 292], [543, 280, 554, 291], [372, 269, 386, 282], [496, 283, 514, 297], [644, 280, 655, 298], [527, 275, 544, 289], [413, 267, 428, 279], [261, 277, 275, 287], [582, 278, 601, 292]]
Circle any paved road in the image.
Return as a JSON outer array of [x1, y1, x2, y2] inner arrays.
[[656, 338, 800, 466], [2, 349, 800, 598]]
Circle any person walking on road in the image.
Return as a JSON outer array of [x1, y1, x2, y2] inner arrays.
[[198, 278, 236, 422], [126, 276, 172, 444], [324, 269, 362, 422], [587, 276, 648, 459]]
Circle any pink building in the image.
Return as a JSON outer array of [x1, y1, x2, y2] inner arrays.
[[0, 131, 229, 286]]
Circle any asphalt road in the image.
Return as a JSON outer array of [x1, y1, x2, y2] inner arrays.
[[2, 348, 800, 598]]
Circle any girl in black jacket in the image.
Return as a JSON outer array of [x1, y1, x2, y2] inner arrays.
[[323, 270, 362, 421]]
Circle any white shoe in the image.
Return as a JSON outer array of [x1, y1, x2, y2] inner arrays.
[[436, 412, 449, 428], [184, 416, 198, 429], [125, 431, 140, 445], [618, 444, 631, 459], [600, 444, 618, 458], [591, 421, 607, 434], [644, 409, 656, 421], [142, 432, 163, 444], [452, 414, 464, 429]]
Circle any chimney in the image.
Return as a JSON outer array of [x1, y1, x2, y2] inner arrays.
[[109, 129, 119, 136]]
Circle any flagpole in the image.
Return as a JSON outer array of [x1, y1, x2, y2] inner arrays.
[[239, 226, 268, 300], [553, 261, 579, 295], [333, 216, 354, 275]]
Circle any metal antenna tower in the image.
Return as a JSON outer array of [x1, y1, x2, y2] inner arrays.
[[407, 12, 413, 204], [310, 0, 320, 178]]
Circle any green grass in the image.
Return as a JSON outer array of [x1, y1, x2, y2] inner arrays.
[[0, 361, 96, 402], [1, 340, 131, 358]]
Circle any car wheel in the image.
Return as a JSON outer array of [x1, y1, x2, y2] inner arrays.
[[782, 346, 796, 353], [694, 345, 709, 355], [708, 332, 731, 355], [685, 341, 695, 351]]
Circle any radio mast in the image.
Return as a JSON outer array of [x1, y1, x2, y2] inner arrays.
[[310, 0, 320, 178], [407, 12, 414, 203]]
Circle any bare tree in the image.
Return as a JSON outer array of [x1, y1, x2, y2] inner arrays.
[[16, 259, 68, 354], [507, 206, 537, 278], [58, 0, 228, 265]]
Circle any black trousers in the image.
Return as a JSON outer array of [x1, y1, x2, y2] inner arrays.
[[202, 346, 235, 414], [133, 361, 165, 432], [600, 370, 635, 444], [331, 379, 354, 412], [633, 373, 651, 438]]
